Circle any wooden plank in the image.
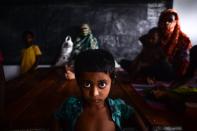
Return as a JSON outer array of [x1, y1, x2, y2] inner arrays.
[[3, 67, 69, 129], [4, 68, 62, 120], [4, 68, 51, 105], [9, 78, 65, 128]]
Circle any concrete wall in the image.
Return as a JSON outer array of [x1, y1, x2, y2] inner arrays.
[[174, 0, 197, 45], [3, 65, 51, 81]]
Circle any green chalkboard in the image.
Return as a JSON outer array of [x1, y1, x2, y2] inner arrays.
[[0, 1, 171, 64]]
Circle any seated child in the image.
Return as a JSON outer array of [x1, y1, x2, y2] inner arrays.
[[20, 31, 42, 74], [53, 49, 146, 131], [120, 27, 175, 83]]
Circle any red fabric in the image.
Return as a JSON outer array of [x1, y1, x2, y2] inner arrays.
[[158, 9, 192, 77], [0, 51, 4, 64]]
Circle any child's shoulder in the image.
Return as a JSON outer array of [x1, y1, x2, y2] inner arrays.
[[54, 97, 82, 120], [108, 98, 126, 105], [107, 98, 135, 120], [107, 98, 133, 110], [62, 96, 81, 107], [65, 96, 81, 104]]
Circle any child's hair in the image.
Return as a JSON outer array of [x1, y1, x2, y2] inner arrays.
[[74, 49, 115, 82], [22, 30, 34, 39]]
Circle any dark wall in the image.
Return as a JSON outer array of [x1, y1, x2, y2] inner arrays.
[[0, 1, 172, 64]]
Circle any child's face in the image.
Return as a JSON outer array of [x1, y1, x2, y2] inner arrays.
[[80, 24, 90, 36], [148, 32, 159, 45], [24, 34, 34, 43], [78, 72, 112, 106]]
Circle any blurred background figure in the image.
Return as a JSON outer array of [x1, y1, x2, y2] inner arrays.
[[20, 31, 42, 74], [65, 23, 99, 80], [157, 9, 192, 78]]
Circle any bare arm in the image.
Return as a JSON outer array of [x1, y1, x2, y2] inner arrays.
[[28, 55, 40, 72]]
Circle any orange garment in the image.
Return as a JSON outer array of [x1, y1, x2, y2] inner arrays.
[[158, 9, 192, 77], [0, 51, 3, 64]]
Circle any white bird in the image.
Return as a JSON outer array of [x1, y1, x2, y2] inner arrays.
[[55, 36, 73, 66]]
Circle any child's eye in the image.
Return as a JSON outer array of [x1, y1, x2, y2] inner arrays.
[[83, 81, 92, 88], [98, 81, 107, 89]]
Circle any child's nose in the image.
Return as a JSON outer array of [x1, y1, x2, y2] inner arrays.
[[91, 87, 99, 96]]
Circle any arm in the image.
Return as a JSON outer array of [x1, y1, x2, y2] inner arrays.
[[64, 64, 75, 80], [29, 45, 42, 72], [28, 55, 40, 72], [177, 39, 192, 77]]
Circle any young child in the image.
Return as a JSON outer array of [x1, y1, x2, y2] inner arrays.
[[53, 49, 146, 131], [20, 31, 42, 74], [120, 27, 175, 83]]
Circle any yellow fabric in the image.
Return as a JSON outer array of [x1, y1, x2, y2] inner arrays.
[[21, 45, 42, 74]]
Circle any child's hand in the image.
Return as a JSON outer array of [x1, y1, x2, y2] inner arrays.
[[65, 70, 75, 80], [146, 77, 156, 85], [65, 65, 75, 80]]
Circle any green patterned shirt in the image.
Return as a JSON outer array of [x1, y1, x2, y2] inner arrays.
[[55, 97, 134, 131], [68, 34, 99, 64]]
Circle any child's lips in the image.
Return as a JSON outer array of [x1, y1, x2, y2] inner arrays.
[[89, 99, 102, 103]]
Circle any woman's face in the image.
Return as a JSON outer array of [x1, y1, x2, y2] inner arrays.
[[148, 32, 159, 45], [80, 24, 91, 36], [161, 14, 177, 33]]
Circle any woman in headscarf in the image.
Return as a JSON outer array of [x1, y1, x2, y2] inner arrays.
[[65, 23, 99, 80], [69, 23, 99, 63], [158, 9, 192, 78]]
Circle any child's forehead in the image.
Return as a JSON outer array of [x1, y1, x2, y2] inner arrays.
[[79, 72, 111, 79], [80, 24, 90, 28], [80, 71, 110, 75]]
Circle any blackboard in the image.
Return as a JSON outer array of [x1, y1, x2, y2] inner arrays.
[[0, 1, 170, 65]]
